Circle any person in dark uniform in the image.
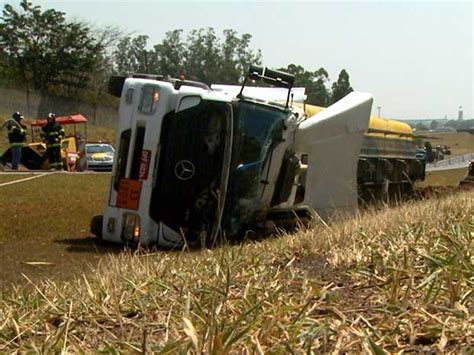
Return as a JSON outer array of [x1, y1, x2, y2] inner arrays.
[[424, 141, 434, 163], [6, 112, 27, 170], [41, 113, 65, 170]]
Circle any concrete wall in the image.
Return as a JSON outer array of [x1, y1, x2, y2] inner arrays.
[[0, 86, 118, 127]]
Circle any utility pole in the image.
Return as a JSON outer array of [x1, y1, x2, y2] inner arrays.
[[377, 106, 381, 118]]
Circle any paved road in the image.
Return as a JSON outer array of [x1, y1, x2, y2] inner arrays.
[[426, 152, 473, 171]]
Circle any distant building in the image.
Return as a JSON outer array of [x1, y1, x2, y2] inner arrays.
[[458, 106, 463, 121]]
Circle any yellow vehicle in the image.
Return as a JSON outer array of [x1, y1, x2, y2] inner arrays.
[[26, 136, 80, 170], [358, 115, 425, 199], [300, 103, 425, 199]]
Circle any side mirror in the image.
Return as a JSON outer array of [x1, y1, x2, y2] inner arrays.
[[108, 75, 127, 98]]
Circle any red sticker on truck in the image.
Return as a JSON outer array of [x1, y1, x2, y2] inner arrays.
[[117, 178, 142, 210], [139, 149, 151, 180]]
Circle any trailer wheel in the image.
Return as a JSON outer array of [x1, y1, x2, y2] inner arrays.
[[90, 215, 103, 239]]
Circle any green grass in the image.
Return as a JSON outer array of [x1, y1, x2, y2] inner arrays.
[[0, 186, 472, 352], [0, 174, 37, 184], [0, 173, 110, 243]]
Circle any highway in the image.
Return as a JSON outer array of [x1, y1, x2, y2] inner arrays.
[[426, 152, 473, 171]]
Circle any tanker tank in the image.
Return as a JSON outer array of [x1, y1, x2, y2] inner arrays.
[[301, 104, 425, 199]]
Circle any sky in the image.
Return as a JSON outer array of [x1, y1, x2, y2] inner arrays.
[[2, 0, 473, 120]]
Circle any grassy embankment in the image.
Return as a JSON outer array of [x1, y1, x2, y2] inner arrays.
[[421, 132, 474, 157], [0, 185, 472, 352]]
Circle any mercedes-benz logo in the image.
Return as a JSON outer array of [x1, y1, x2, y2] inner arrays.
[[174, 160, 196, 181]]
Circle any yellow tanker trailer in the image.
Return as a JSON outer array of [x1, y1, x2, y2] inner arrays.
[[358, 115, 425, 199], [303, 104, 425, 199]]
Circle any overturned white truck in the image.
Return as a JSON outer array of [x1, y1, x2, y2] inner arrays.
[[91, 66, 373, 246]]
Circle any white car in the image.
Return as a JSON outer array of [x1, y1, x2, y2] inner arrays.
[[86, 143, 115, 171]]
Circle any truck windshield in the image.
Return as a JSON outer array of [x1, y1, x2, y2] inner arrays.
[[149, 100, 232, 242], [86, 144, 114, 154], [223, 101, 287, 234]]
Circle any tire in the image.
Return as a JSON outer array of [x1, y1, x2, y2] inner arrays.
[[90, 215, 104, 238]]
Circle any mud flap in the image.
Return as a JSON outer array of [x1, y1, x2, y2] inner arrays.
[[293, 92, 373, 220]]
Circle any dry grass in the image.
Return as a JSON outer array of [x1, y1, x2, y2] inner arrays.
[[0, 189, 472, 352], [424, 132, 474, 156]]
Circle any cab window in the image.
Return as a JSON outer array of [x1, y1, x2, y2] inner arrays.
[[139, 85, 160, 114]]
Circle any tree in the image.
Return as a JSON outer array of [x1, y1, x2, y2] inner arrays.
[[154, 29, 186, 77], [115, 35, 157, 74], [0, 0, 104, 95], [414, 122, 428, 131], [0, 48, 8, 84], [217, 29, 261, 84], [309, 68, 331, 106], [330, 69, 353, 104], [443, 119, 459, 130], [88, 26, 124, 102], [184, 28, 219, 83], [278, 65, 330, 107], [429, 120, 439, 130], [113, 28, 261, 85]]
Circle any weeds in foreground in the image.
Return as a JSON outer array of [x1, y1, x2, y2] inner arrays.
[[0, 190, 472, 352]]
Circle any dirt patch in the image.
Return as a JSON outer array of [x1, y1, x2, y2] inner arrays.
[[294, 253, 346, 284], [294, 254, 380, 311]]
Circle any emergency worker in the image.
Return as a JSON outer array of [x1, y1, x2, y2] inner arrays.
[[5, 112, 27, 170], [424, 141, 434, 163], [41, 113, 65, 170]]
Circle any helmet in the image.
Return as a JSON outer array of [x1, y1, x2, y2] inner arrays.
[[47, 113, 56, 121], [12, 112, 22, 120]]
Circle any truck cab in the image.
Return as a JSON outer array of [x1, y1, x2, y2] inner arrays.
[[92, 66, 374, 246]]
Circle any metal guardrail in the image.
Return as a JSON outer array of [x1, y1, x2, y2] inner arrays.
[[426, 152, 474, 171]]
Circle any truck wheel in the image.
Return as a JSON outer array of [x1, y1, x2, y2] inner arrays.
[[90, 215, 103, 239]]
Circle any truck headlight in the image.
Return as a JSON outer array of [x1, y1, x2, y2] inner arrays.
[[122, 213, 140, 241]]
